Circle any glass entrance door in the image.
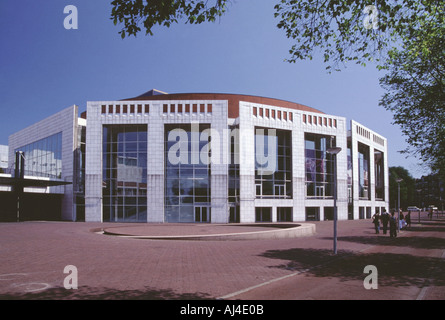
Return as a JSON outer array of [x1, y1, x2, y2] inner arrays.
[[195, 206, 211, 223], [229, 205, 240, 223]]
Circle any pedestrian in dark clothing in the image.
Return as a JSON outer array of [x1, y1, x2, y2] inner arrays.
[[381, 210, 389, 234], [372, 212, 380, 234], [406, 212, 411, 229], [389, 211, 397, 238]]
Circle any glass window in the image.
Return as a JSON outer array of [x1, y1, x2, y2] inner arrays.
[[358, 143, 370, 199], [277, 207, 292, 222], [306, 207, 320, 221], [255, 207, 272, 222], [228, 125, 240, 204], [305, 133, 335, 199], [102, 125, 148, 222], [164, 124, 211, 222], [374, 149, 384, 200], [255, 128, 292, 199], [14, 132, 62, 179]]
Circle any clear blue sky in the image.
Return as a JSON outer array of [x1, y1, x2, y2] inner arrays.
[[0, 0, 429, 178]]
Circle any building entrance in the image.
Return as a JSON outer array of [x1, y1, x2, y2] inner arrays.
[[229, 205, 240, 223], [195, 206, 211, 223]]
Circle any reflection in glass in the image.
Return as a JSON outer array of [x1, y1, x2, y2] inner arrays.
[[255, 128, 292, 199], [374, 149, 384, 200], [103, 125, 147, 222], [305, 133, 335, 198], [164, 124, 211, 223], [14, 132, 63, 179], [358, 143, 370, 199], [347, 141, 353, 204]]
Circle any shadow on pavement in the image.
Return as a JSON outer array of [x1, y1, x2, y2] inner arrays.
[[329, 235, 445, 249], [407, 222, 445, 233], [0, 286, 211, 300], [260, 248, 445, 288], [323, 218, 445, 248]]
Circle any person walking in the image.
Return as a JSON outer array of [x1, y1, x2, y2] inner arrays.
[[389, 210, 397, 238], [381, 210, 389, 234], [372, 212, 380, 234], [406, 212, 411, 229], [399, 211, 406, 230]]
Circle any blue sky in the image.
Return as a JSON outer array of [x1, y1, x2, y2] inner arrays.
[[0, 0, 429, 178]]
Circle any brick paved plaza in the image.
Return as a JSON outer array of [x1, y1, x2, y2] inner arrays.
[[0, 212, 444, 302]]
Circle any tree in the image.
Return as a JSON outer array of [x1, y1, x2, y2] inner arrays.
[[111, 1, 442, 69], [275, 1, 443, 71], [389, 166, 415, 210], [110, 0, 444, 175], [379, 20, 445, 179], [110, 0, 228, 38]]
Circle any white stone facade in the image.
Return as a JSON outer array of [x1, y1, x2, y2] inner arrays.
[[8, 105, 82, 221], [236, 101, 350, 222], [6, 93, 388, 223], [0, 145, 8, 171], [84, 96, 389, 223], [85, 99, 228, 222], [349, 120, 389, 219]]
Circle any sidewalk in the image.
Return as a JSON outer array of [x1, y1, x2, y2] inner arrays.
[[223, 214, 445, 300], [0, 211, 444, 300]]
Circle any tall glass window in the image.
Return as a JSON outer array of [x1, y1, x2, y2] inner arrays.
[[255, 207, 272, 222], [75, 125, 86, 221], [228, 125, 240, 223], [164, 124, 211, 223], [228, 125, 240, 204], [255, 128, 292, 199], [14, 132, 62, 179], [103, 125, 147, 222], [374, 149, 384, 200], [74, 125, 86, 193], [347, 141, 353, 204], [358, 143, 370, 200], [305, 133, 335, 198]]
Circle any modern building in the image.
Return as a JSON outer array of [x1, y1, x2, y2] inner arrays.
[[2, 105, 85, 221], [3, 89, 389, 223], [0, 145, 8, 172], [415, 174, 445, 211]]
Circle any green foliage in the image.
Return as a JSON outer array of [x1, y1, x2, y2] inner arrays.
[[110, 1, 443, 72], [110, 0, 444, 176], [110, 0, 228, 38], [379, 16, 445, 178], [389, 166, 416, 210], [274, 0, 443, 71]]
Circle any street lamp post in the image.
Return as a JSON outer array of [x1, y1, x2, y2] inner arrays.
[[327, 146, 342, 255], [416, 188, 422, 223], [14, 151, 25, 223], [396, 178, 403, 232]]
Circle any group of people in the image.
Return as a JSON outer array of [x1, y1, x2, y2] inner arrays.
[[372, 210, 411, 238]]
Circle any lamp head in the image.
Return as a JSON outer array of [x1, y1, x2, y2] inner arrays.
[[327, 147, 342, 155]]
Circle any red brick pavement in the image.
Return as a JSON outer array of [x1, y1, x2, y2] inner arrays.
[[0, 212, 444, 301]]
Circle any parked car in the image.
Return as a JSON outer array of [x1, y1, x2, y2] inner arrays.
[[407, 206, 420, 211]]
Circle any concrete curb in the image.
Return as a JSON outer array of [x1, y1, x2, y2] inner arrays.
[[100, 223, 316, 241]]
